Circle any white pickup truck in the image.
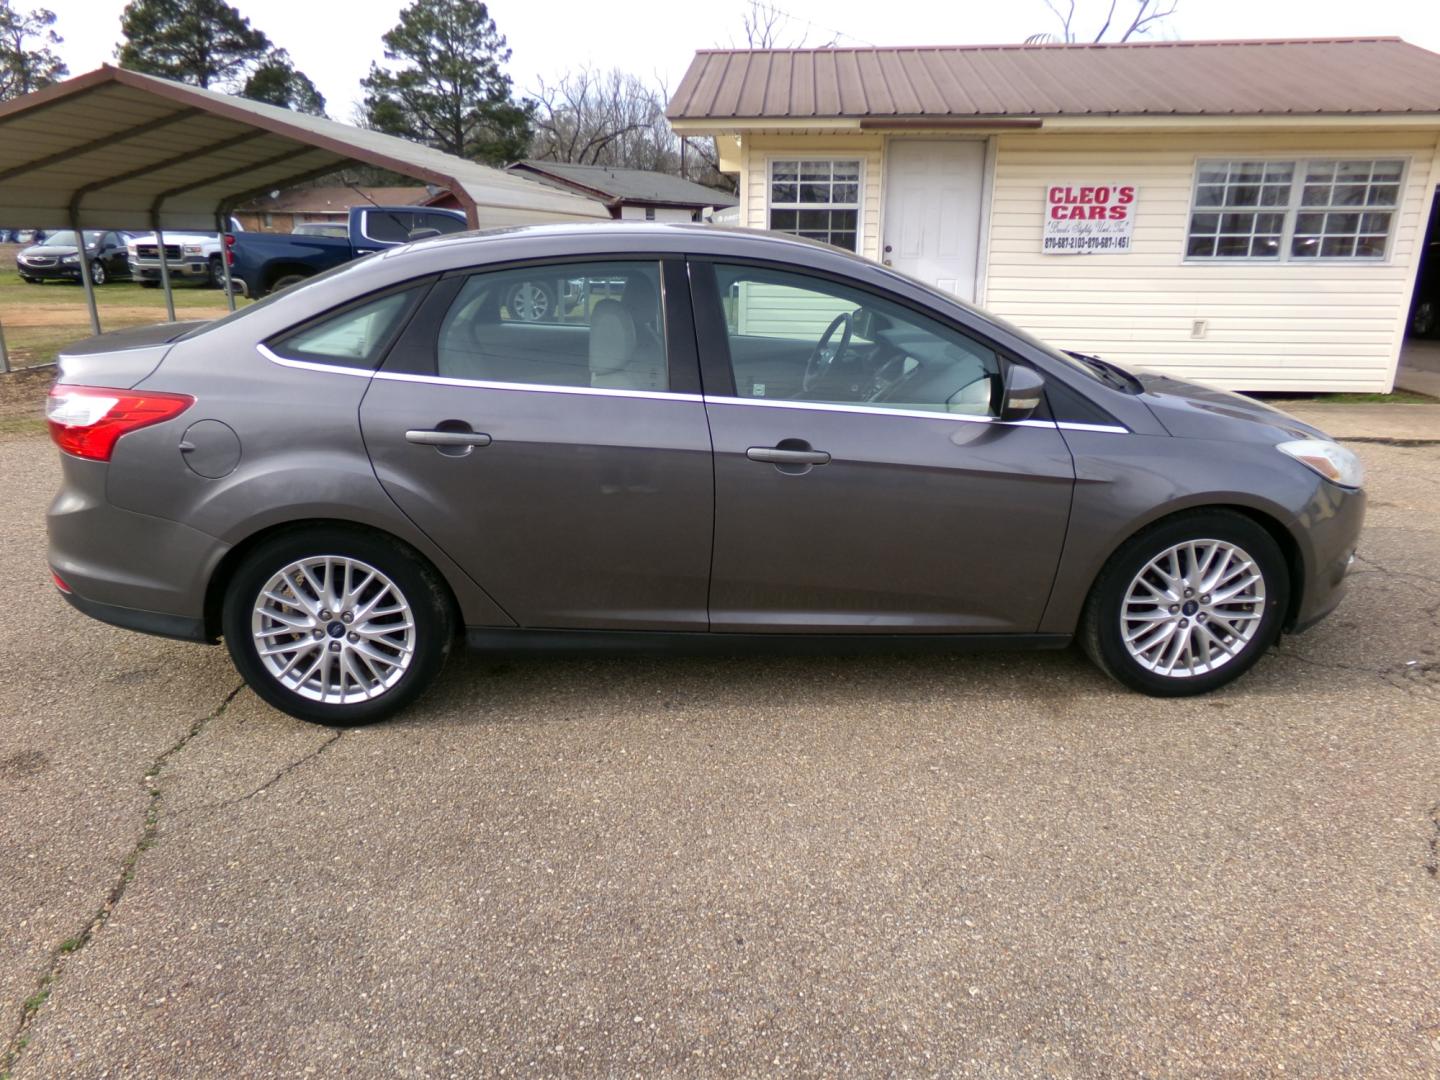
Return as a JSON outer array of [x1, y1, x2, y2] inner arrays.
[[126, 219, 243, 289]]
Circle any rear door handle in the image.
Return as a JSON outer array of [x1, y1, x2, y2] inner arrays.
[[405, 429, 492, 447], [746, 447, 830, 465]]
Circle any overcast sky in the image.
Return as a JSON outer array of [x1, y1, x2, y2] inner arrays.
[[37, 0, 1440, 121]]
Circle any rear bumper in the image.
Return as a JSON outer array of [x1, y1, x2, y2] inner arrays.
[[59, 588, 210, 643], [48, 455, 227, 642]]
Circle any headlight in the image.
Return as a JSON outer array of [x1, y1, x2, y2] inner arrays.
[[1277, 439, 1364, 489], [182, 244, 204, 256], [61, 254, 78, 264]]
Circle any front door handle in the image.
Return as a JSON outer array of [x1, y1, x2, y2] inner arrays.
[[405, 429, 492, 447], [746, 446, 830, 466]]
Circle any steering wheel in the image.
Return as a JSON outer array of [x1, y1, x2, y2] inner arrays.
[[803, 312, 853, 392]]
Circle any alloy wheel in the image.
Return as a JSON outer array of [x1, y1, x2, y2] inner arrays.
[[1120, 539, 1266, 678], [251, 555, 416, 704]]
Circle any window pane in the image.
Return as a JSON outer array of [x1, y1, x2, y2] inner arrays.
[[833, 183, 859, 204], [769, 210, 798, 231], [1368, 184, 1399, 206], [1197, 163, 1229, 183], [1260, 184, 1290, 206], [1187, 235, 1217, 258], [772, 161, 798, 181], [710, 263, 1001, 417], [770, 182, 797, 203], [1230, 185, 1260, 206], [800, 161, 831, 181], [277, 290, 419, 366], [1327, 212, 1360, 235], [1321, 236, 1356, 258], [1251, 235, 1281, 258], [1216, 235, 1250, 257], [799, 183, 830, 203], [1189, 213, 1219, 234], [1372, 160, 1404, 181], [1195, 184, 1225, 207], [1361, 212, 1391, 234], [1294, 212, 1324, 235], [436, 262, 666, 390], [1355, 235, 1388, 258]]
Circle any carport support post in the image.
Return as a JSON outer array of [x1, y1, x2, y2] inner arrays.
[[0, 317, 9, 374], [69, 210, 101, 336], [154, 225, 176, 322], [217, 213, 236, 312]]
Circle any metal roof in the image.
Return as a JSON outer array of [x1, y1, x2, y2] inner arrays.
[[507, 160, 739, 209], [667, 38, 1440, 123], [0, 65, 607, 231]]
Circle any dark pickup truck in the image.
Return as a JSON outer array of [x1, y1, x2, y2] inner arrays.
[[228, 205, 467, 298]]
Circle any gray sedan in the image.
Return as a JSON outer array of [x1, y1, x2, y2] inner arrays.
[[44, 225, 1365, 724]]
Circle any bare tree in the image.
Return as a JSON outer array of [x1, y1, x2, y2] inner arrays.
[[1036, 0, 1179, 43], [737, 1, 838, 49], [531, 68, 674, 170]]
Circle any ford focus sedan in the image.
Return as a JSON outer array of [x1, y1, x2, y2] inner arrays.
[[45, 224, 1364, 725]]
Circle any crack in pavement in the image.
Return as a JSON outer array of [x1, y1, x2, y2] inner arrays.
[[1429, 804, 1440, 884], [0, 682, 246, 1078], [179, 729, 343, 818]]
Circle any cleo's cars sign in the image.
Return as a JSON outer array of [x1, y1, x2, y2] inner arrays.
[[1043, 183, 1137, 254]]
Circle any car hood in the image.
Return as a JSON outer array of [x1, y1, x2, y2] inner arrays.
[[21, 244, 82, 257], [1132, 370, 1332, 443]]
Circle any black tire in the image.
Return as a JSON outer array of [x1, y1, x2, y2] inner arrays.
[[1413, 299, 1437, 339], [222, 526, 455, 726], [208, 255, 227, 289], [1079, 510, 1289, 697], [269, 272, 310, 295], [89, 260, 107, 286], [139, 280, 159, 288]]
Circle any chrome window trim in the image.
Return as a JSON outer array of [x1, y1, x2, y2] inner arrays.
[[258, 344, 702, 403], [702, 394, 1128, 433], [257, 346, 1128, 431]]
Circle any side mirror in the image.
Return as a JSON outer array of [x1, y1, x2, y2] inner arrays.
[[1000, 365, 1045, 422]]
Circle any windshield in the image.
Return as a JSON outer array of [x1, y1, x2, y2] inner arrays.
[[36, 230, 103, 249]]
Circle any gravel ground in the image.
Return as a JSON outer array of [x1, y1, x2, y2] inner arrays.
[[0, 432, 1437, 1078]]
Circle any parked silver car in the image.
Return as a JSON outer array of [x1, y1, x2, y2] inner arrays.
[[45, 225, 1365, 724]]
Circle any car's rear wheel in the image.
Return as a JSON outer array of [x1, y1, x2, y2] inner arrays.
[[1080, 511, 1288, 696], [208, 255, 227, 288], [222, 528, 454, 725]]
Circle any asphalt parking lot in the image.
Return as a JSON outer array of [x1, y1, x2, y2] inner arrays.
[[1, 427, 1438, 1078]]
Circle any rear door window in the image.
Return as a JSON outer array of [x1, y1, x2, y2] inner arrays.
[[436, 261, 668, 391]]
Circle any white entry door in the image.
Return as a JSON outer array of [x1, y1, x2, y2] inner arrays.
[[882, 140, 986, 301]]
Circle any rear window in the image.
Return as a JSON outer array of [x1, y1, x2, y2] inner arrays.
[[266, 286, 426, 369], [361, 210, 466, 244]]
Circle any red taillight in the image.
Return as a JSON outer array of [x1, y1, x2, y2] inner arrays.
[[224, 233, 235, 265], [51, 569, 71, 594], [47, 385, 194, 462]]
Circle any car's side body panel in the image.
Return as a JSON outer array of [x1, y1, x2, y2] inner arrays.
[[701, 400, 1075, 632]]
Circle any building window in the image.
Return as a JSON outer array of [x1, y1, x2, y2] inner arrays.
[[644, 207, 656, 221], [768, 159, 861, 251], [1187, 159, 1403, 261]]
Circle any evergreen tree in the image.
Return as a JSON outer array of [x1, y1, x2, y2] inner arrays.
[[117, 0, 269, 89], [362, 0, 532, 164], [0, 0, 67, 101], [243, 48, 325, 115]]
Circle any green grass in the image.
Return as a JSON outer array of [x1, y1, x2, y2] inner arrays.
[[1305, 391, 1438, 405], [0, 247, 246, 369]]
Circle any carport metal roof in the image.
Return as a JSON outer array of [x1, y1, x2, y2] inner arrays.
[[0, 65, 607, 232]]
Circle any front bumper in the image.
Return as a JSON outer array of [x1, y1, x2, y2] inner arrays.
[[1288, 481, 1366, 634], [131, 260, 210, 282], [17, 263, 85, 281]]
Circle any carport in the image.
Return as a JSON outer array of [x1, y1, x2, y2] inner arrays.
[[0, 65, 606, 341]]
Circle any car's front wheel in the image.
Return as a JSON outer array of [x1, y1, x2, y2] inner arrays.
[[1080, 511, 1288, 696], [222, 528, 455, 725], [89, 260, 107, 285]]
